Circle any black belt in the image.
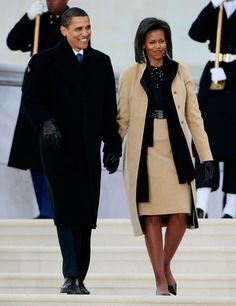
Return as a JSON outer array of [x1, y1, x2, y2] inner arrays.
[[148, 109, 166, 119]]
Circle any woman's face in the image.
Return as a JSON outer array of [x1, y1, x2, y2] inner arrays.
[[143, 29, 167, 66]]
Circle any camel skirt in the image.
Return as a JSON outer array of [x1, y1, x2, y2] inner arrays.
[[138, 119, 191, 216]]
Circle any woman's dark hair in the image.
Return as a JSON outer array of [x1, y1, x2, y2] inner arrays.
[[61, 7, 88, 27], [134, 17, 173, 63]]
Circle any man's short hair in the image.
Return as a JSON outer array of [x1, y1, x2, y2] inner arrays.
[[61, 7, 88, 28]]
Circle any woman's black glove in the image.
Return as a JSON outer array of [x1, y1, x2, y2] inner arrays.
[[103, 153, 120, 174], [42, 119, 62, 150], [203, 160, 214, 182]]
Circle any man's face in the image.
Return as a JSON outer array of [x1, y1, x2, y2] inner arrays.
[[60, 16, 91, 51], [46, 0, 68, 14]]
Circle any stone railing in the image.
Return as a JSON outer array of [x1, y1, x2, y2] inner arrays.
[[0, 64, 201, 89], [0, 64, 25, 87]]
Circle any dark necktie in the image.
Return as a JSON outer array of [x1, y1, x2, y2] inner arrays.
[[76, 53, 83, 63]]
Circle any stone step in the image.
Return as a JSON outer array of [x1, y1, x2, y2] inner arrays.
[[0, 219, 235, 247], [0, 273, 235, 296], [0, 219, 234, 305], [0, 245, 235, 274], [0, 294, 235, 306]]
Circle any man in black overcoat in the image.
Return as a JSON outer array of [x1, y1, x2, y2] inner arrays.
[[189, 0, 236, 219], [22, 7, 122, 294], [7, 0, 69, 218]]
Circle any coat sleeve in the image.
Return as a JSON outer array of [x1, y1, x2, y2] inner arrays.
[[6, 14, 34, 52], [117, 67, 132, 142], [22, 54, 52, 131], [102, 56, 122, 157], [188, 2, 218, 43], [180, 63, 213, 162]]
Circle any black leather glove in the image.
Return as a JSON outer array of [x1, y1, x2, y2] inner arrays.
[[42, 119, 62, 150], [203, 160, 214, 182], [103, 153, 119, 174]]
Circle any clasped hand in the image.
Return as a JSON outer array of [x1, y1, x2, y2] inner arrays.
[[42, 119, 62, 150], [203, 160, 214, 182], [103, 153, 120, 174]]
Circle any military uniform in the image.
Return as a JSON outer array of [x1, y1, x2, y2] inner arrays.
[[189, 1, 236, 217]]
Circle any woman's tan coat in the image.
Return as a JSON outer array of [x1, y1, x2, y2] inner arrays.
[[117, 61, 213, 236]]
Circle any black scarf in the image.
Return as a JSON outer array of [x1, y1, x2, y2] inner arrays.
[[136, 57, 196, 203]]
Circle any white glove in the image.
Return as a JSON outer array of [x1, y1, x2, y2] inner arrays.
[[211, 0, 225, 8], [210, 67, 227, 81], [27, 0, 44, 20]]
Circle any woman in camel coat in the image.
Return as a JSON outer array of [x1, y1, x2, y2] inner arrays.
[[117, 18, 214, 296]]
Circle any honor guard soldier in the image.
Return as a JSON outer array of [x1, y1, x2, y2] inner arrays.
[[189, 0, 236, 218]]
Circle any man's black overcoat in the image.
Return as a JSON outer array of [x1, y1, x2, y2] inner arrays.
[[22, 39, 121, 227], [189, 2, 236, 160]]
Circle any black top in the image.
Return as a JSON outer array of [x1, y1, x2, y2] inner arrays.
[[146, 64, 165, 111]]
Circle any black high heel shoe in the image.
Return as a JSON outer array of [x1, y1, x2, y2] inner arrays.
[[168, 283, 177, 295]]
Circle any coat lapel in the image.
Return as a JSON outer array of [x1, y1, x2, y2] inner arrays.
[[53, 41, 99, 97], [52, 39, 85, 90], [136, 63, 149, 116]]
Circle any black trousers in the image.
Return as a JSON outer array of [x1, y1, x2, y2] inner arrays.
[[56, 225, 92, 282], [195, 156, 236, 193]]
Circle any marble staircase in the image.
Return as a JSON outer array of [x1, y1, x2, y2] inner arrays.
[[0, 219, 235, 306]]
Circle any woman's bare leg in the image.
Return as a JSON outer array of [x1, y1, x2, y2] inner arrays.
[[164, 213, 187, 286], [143, 215, 169, 295]]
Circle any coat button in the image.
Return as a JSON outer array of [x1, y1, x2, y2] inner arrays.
[[181, 121, 184, 124], [173, 90, 177, 94], [177, 105, 180, 109]]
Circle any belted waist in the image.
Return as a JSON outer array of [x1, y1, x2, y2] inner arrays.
[[210, 52, 236, 62], [148, 109, 166, 119]]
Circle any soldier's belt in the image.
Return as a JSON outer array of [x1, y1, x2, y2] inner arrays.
[[210, 52, 236, 62]]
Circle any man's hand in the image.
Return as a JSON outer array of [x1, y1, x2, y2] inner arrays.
[[211, 0, 225, 8], [42, 119, 62, 150], [27, 0, 44, 20], [203, 161, 214, 182], [210, 67, 227, 81], [103, 153, 119, 174]]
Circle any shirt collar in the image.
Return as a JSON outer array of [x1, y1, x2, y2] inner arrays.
[[73, 49, 84, 56], [224, 1, 236, 19]]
